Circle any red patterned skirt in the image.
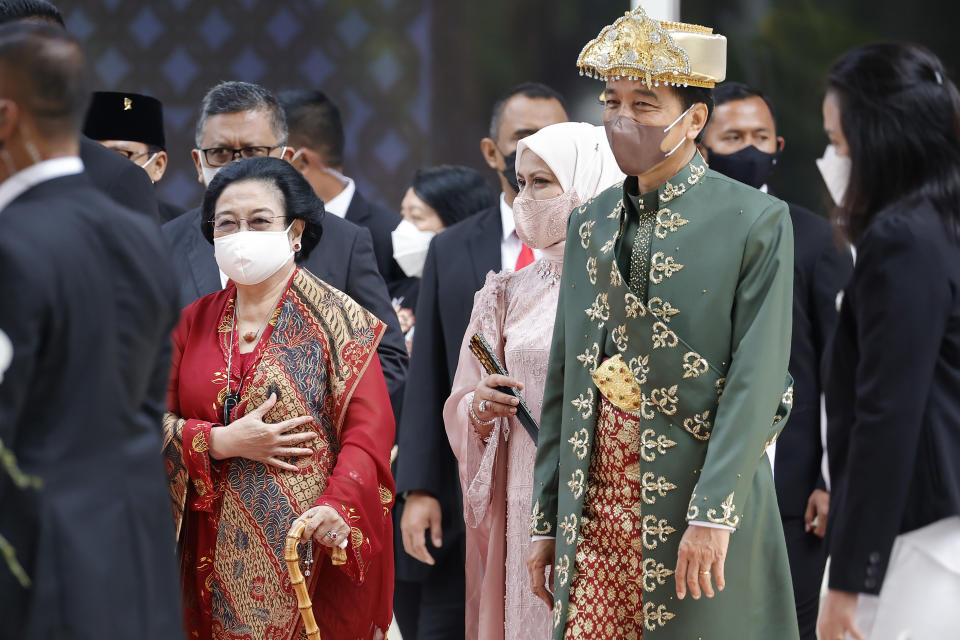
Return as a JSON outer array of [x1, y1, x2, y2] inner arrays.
[[564, 397, 645, 640]]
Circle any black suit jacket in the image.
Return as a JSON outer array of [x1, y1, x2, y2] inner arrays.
[[79, 136, 160, 221], [161, 208, 408, 398], [345, 190, 405, 290], [0, 173, 183, 638], [158, 199, 184, 224], [394, 206, 502, 571], [776, 203, 853, 517], [826, 200, 960, 594]]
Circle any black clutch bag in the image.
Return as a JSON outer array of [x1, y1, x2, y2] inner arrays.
[[468, 332, 539, 443]]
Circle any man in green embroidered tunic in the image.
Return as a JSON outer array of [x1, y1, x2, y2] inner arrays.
[[527, 7, 800, 639]]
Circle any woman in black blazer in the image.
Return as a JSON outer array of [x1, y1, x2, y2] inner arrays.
[[817, 43, 960, 640]]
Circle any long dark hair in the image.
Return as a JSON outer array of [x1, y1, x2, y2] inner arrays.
[[828, 43, 960, 242]]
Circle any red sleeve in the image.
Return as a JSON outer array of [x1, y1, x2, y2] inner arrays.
[[315, 357, 396, 585], [165, 304, 217, 512]]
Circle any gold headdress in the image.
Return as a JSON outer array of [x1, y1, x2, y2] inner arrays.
[[577, 5, 726, 88]]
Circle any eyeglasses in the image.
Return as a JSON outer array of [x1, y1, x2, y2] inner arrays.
[[211, 214, 287, 235], [199, 145, 285, 167]]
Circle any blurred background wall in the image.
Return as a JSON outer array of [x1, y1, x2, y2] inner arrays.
[[65, 0, 956, 215]]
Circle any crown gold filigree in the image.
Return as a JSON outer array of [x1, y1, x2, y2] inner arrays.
[[577, 6, 725, 88]]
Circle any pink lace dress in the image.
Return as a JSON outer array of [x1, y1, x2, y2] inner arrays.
[[443, 246, 563, 640]]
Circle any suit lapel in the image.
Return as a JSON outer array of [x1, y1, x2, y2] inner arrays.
[[466, 206, 503, 289], [344, 191, 368, 226], [184, 209, 222, 298]]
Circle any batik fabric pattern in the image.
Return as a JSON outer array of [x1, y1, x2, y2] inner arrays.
[[164, 267, 395, 640]]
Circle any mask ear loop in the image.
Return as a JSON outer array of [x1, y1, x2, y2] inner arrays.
[[663, 104, 696, 158]]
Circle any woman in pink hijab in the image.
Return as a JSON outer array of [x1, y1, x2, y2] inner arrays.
[[443, 122, 624, 640]]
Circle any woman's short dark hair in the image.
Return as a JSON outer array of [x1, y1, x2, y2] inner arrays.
[[411, 165, 496, 228], [201, 157, 324, 263], [828, 43, 960, 242]]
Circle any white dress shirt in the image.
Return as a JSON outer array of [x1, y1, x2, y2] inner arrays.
[[321, 170, 356, 219], [0, 156, 84, 215]]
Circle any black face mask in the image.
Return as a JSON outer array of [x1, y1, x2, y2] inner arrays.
[[706, 145, 780, 190], [499, 147, 519, 193]]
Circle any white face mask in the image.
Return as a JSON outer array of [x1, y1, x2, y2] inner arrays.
[[391, 219, 436, 278], [816, 144, 851, 206], [214, 222, 295, 285]]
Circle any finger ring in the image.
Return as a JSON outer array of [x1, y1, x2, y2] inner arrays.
[[699, 570, 711, 575], [478, 399, 488, 412], [326, 531, 337, 540]]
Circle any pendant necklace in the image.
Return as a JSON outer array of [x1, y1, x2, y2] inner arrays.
[[222, 288, 285, 424]]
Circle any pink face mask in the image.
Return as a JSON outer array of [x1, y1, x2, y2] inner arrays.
[[604, 105, 693, 177], [512, 189, 582, 250]]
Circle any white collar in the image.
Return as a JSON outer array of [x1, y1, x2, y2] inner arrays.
[[499, 192, 515, 240], [0, 156, 84, 215], [760, 184, 769, 193], [323, 169, 356, 219]]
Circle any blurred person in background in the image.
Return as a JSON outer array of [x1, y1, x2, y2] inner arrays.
[[83, 90, 184, 222], [392, 165, 496, 352], [817, 43, 960, 640], [444, 122, 623, 640], [0, 0, 161, 221], [702, 81, 853, 640], [394, 82, 567, 640], [161, 81, 408, 405], [164, 157, 395, 640], [279, 89, 405, 292], [0, 23, 182, 638]]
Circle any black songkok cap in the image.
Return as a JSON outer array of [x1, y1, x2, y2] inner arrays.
[[83, 91, 165, 150]]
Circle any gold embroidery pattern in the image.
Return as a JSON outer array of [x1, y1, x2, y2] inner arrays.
[[624, 292, 646, 318], [716, 377, 727, 398], [682, 351, 709, 379], [585, 293, 610, 327], [578, 220, 596, 249], [640, 428, 676, 462], [530, 499, 552, 535], [556, 554, 571, 587], [651, 321, 679, 349], [649, 386, 679, 416], [654, 208, 689, 239], [559, 514, 578, 545], [641, 472, 677, 505], [688, 162, 706, 183], [612, 324, 629, 352], [609, 260, 623, 287], [600, 236, 617, 254], [706, 492, 741, 528], [554, 601, 563, 629], [686, 491, 700, 519], [191, 430, 209, 453], [192, 478, 207, 496], [586, 256, 598, 285], [571, 389, 595, 419], [643, 602, 676, 631], [641, 558, 674, 592], [628, 354, 650, 385], [607, 200, 625, 220], [659, 161, 705, 204], [783, 386, 794, 407], [576, 343, 599, 370], [568, 428, 590, 460], [567, 469, 585, 499], [682, 410, 712, 441], [648, 296, 679, 322], [649, 252, 684, 284], [642, 515, 676, 550]]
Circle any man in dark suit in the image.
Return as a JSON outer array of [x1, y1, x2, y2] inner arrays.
[[0, 24, 182, 638], [703, 81, 854, 640], [394, 82, 567, 639], [161, 81, 408, 399], [278, 89, 405, 293], [0, 0, 161, 221]]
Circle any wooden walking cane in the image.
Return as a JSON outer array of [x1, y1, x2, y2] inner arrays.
[[284, 519, 349, 640]]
